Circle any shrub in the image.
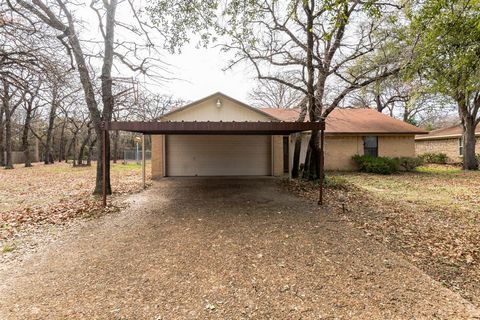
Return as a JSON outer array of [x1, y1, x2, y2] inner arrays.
[[395, 156, 424, 172], [419, 152, 448, 164], [352, 155, 399, 175]]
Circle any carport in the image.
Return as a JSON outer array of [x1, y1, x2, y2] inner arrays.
[[101, 120, 325, 205]]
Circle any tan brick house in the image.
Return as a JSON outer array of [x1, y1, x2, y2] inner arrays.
[[415, 125, 480, 162], [151, 92, 426, 178]]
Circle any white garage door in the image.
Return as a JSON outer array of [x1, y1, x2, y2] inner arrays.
[[166, 135, 271, 176]]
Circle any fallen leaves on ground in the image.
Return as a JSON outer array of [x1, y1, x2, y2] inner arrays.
[[0, 162, 151, 242], [282, 166, 480, 307]]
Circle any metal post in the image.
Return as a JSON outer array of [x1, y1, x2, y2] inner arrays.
[[102, 123, 107, 207], [136, 141, 139, 164], [318, 121, 325, 206], [142, 134, 146, 189]]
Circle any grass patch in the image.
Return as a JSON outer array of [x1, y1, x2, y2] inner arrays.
[[416, 165, 463, 174], [324, 176, 350, 189], [111, 162, 147, 172], [2, 242, 16, 254], [285, 165, 480, 307]]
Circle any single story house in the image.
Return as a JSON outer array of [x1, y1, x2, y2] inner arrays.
[[151, 92, 426, 178], [415, 124, 480, 162]]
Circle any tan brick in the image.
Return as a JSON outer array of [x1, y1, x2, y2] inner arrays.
[[272, 135, 284, 176], [151, 135, 164, 179]]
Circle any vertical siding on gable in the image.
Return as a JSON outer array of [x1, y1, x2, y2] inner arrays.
[[162, 97, 273, 122]]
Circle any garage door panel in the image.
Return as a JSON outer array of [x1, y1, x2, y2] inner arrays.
[[166, 135, 271, 176]]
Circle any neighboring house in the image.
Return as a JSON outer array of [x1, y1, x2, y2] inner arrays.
[[151, 92, 426, 178], [415, 125, 480, 162]]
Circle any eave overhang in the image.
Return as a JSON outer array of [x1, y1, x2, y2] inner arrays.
[[105, 121, 324, 135]]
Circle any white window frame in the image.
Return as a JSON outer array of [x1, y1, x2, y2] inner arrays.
[[459, 137, 464, 156]]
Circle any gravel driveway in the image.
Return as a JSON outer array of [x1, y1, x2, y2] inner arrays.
[[0, 178, 478, 319]]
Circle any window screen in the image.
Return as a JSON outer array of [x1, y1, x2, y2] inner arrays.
[[364, 136, 378, 157]]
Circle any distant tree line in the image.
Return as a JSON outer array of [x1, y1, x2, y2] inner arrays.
[[1, 0, 185, 192], [1, 0, 478, 196]]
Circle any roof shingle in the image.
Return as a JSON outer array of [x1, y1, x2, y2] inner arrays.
[[415, 124, 480, 140], [260, 108, 427, 134]]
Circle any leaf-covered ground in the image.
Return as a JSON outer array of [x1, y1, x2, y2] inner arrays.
[[0, 162, 150, 243], [283, 165, 480, 307], [1, 178, 477, 318]]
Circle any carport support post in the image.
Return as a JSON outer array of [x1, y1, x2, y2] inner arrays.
[[102, 122, 107, 207], [318, 123, 325, 206], [142, 134, 146, 189]]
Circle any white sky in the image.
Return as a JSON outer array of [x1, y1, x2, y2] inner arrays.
[[161, 44, 255, 102], [75, 2, 256, 104]]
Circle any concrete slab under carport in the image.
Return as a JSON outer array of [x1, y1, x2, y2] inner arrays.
[[0, 178, 478, 318], [102, 119, 326, 205]]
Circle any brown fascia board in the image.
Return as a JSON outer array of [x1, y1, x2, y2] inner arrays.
[[296, 131, 427, 136], [415, 132, 480, 141], [326, 131, 427, 136], [106, 120, 324, 135]]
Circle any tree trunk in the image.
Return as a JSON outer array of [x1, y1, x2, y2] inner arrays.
[[44, 89, 57, 165], [302, 130, 320, 180], [78, 127, 92, 165], [65, 137, 75, 163], [4, 106, 13, 169], [300, 0, 321, 180], [59, 2, 110, 192], [87, 137, 97, 166], [72, 136, 78, 166], [92, 0, 118, 195], [2, 81, 13, 169], [113, 130, 119, 163], [22, 100, 34, 167], [462, 117, 478, 170], [17, 0, 114, 193], [0, 95, 5, 167], [291, 135, 303, 178], [77, 138, 87, 165], [302, 147, 311, 178], [59, 121, 66, 161], [457, 94, 479, 170], [291, 98, 308, 178]]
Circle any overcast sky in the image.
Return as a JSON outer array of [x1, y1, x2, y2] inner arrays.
[[76, 2, 256, 104], [161, 44, 255, 102]]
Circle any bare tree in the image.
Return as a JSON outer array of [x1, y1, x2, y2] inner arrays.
[[21, 78, 42, 167], [351, 74, 457, 126], [12, 0, 165, 193], [249, 78, 303, 108], [1, 79, 25, 169], [216, 0, 405, 179]]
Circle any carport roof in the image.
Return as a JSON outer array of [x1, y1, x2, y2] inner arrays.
[[105, 121, 324, 135]]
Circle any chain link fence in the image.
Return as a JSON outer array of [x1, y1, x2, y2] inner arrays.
[[122, 149, 151, 164]]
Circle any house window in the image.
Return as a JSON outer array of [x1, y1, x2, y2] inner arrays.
[[459, 137, 463, 156], [364, 136, 378, 157]]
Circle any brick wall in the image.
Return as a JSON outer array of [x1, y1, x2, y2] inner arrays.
[[272, 135, 284, 176], [151, 135, 164, 179], [379, 135, 416, 158], [415, 137, 480, 162]]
